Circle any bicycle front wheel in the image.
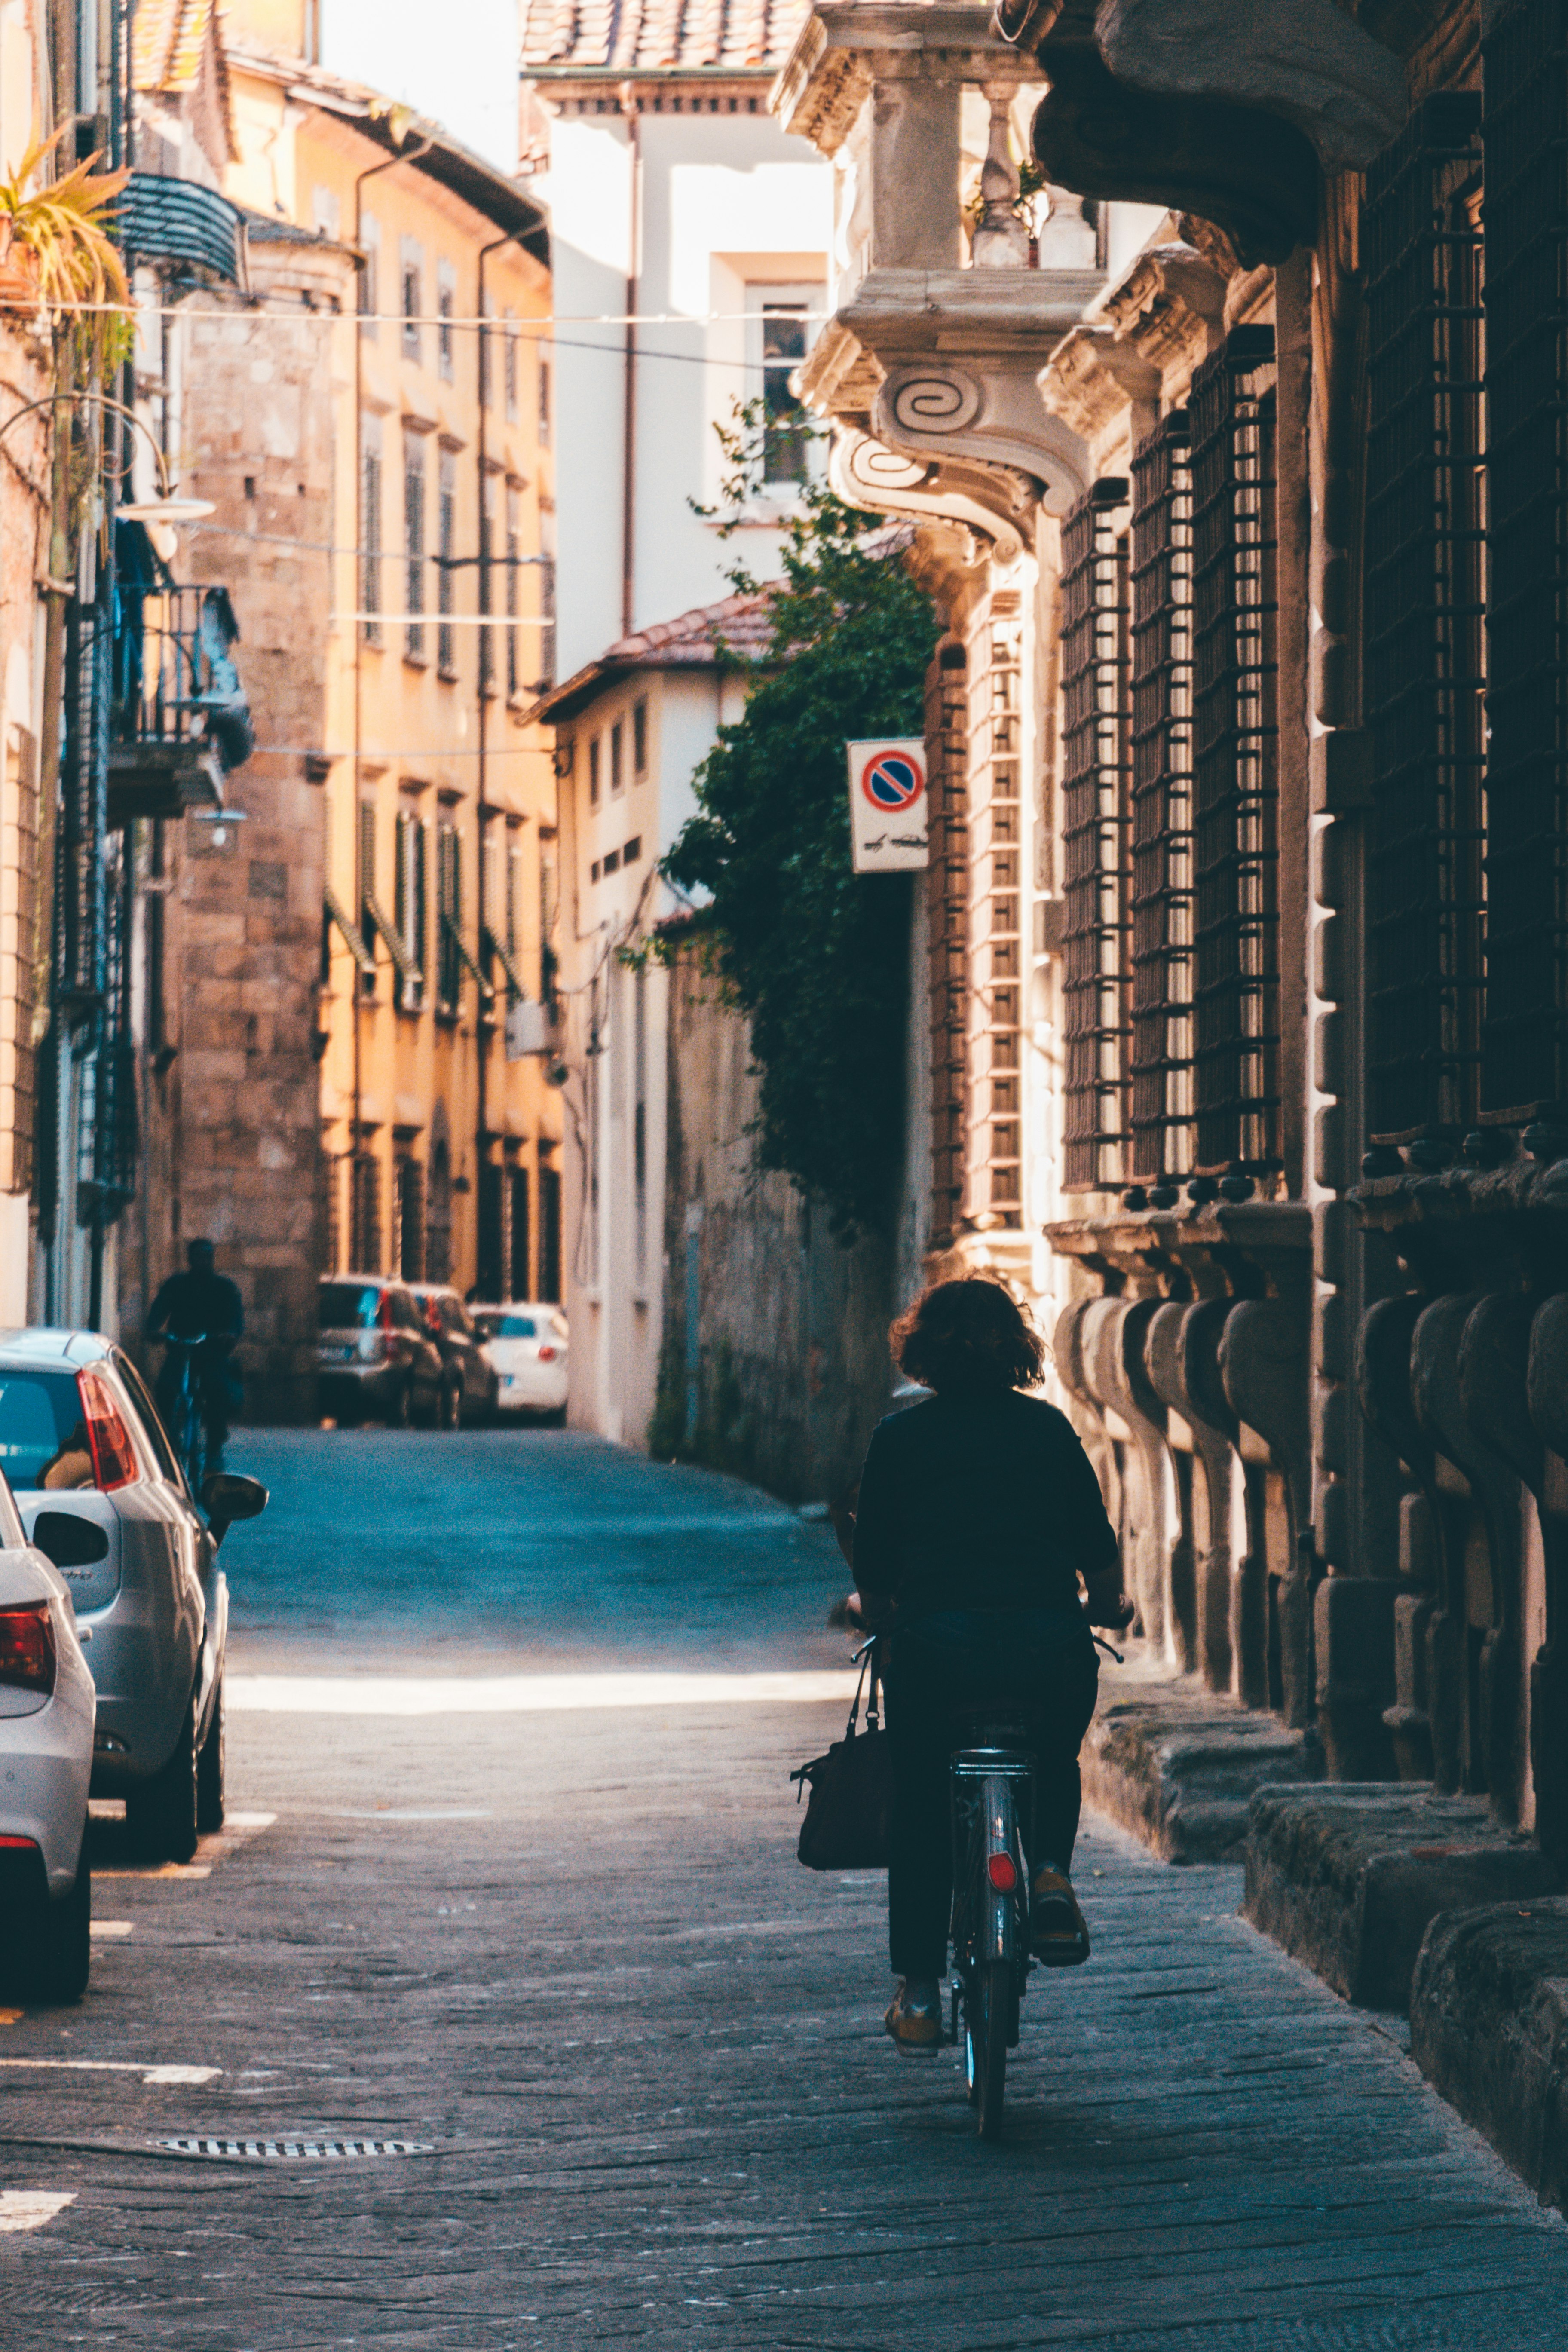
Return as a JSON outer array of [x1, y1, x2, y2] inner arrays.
[[973, 1961, 1010, 2140]]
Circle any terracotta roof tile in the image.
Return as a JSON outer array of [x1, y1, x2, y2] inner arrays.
[[520, 0, 808, 73]]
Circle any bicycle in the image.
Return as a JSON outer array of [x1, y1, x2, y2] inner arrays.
[[160, 1331, 214, 1494], [948, 1712, 1036, 2141]]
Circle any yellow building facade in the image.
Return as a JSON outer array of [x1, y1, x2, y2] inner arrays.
[[217, 23, 562, 1305]]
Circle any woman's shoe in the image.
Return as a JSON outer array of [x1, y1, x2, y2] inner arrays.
[[884, 1978, 943, 2051], [1029, 1863, 1091, 1966]]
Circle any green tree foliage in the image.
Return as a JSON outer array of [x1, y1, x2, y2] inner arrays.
[[662, 414, 938, 1234]]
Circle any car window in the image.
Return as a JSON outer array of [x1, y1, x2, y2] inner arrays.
[[0, 1466, 25, 1549], [493, 1315, 537, 1338], [0, 1369, 94, 1491], [113, 1351, 183, 1484], [321, 1282, 379, 1329]]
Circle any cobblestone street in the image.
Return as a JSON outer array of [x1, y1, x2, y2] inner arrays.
[[3, 1431, 1568, 2348]]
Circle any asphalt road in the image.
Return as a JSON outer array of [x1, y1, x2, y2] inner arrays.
[[3, 1428, 1568, 2348]]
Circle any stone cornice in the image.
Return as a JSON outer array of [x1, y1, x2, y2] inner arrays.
[[774, 2, 1039, 149]]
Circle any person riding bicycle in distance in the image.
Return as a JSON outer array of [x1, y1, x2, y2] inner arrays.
[[147, 1238, 245, 1473], [845, 1277, 1133, 2052]]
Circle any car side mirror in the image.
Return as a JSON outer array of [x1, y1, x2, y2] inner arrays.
[[200, 1472, 268, 1549], [31, 1510, 110, 1569]]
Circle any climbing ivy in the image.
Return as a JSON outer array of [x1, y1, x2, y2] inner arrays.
[[662, 413, 939, 1236]]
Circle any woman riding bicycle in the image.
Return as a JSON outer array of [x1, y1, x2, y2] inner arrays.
[[845, 1277, 1132, 2051]]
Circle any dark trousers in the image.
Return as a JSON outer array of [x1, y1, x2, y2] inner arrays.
[[155, 1345, 241, 1449], [883, 1609, 1099, 1980]]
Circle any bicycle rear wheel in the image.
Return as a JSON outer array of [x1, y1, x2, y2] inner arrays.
[[965, 1961, 1010, 2140]]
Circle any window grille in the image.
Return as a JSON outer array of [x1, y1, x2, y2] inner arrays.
[[479, 474, 496, 695], [358, 802, 377, 998], [1365, 94, 1486, 1144], [350, 1152, 382, 1277], [361, 429, 383, 646], [1129, 415, 1194, 1182], [436, 821, 462, 1014], [1481, 0, 1568, 1120], [397, 1156, 425, 1281], [505, 487, 520, 699], [1061, 478, 1131, 1192], [968, 601, 1026, 1222], [404, 434, 426, 662], [926, 645, 968, 1245], [437, 448, 456, 675], [510, 1165, 531, 1298], [1190, 327, 1280, 1175], [394, 811, 426, 1011], [438, 264, 455, 383]]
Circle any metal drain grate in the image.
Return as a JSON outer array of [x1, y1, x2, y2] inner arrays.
[[160, 2137, 432, 2162]]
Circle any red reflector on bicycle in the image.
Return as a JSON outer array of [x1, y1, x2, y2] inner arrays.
[[76, 1368, 138, 1492], [0, 1602, 56, 1696], [986, 1853, 1018, 1893]]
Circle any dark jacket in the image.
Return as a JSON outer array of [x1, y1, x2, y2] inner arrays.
[[852, 1388, 1118, 1620]]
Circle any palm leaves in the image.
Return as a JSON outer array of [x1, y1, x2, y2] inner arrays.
[[0, 126, 129, 312]]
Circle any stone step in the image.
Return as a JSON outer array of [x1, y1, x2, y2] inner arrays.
[[1081, 1661, 1323, 1863], [1243, 1783, 1563, 2013], [1412, 1897, 1568, 2219]]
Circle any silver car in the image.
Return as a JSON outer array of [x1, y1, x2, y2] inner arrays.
[[0, 1330, 265, 1863]]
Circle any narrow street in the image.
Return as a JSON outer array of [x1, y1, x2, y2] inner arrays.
[[3, 1431, 1568, 2349]]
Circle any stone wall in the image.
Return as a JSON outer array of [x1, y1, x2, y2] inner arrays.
[[655, 942, 898, 1508], [130, 241, 346, 1421]]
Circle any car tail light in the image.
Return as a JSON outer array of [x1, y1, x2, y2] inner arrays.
[[986, 1853, 1018, 1894], [0, 1602, 56, 1696], [76, 1368, 138, 1492], [0, 1834, 41, 1851], [537, 1344, 558, 1362]]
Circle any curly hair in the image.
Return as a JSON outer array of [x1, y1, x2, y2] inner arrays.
[[891, 1277, 1044, 1396]]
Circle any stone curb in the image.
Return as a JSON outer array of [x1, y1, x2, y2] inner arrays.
[[1081, 1672, 1322, 1863], [1242, 1784, 1563, 2012], [1411, 1898, 1568, 2217]]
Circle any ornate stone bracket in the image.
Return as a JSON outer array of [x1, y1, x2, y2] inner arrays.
[[1093, 0, 1408, 175], [1144, 1296, 1237, 1692], [1082, 1295, 1178, 1662], [829, 426, 1033, 564]]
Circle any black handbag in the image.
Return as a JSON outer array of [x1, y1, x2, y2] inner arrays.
[[790, 1644, 893, 1870]]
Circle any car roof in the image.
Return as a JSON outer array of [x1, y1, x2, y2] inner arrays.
[[319, 1273, 398, 1289], [475, 1302, 564, 1316], [0, 1327, 112, 1369]]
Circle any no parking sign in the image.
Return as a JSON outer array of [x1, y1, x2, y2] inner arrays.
[[846, 738, 928, 874]]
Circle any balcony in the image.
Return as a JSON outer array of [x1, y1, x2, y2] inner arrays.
[[109, 579, 254, 826], [773, 1, 1105, 523], [116, 173, 248, 288]]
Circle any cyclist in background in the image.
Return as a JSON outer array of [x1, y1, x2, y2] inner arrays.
[[146, 1238, 244, 1471], [847, 1277, 1132, 2052]]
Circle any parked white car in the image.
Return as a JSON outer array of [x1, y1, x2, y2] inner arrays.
[[0, 1330, 265, 1865], [472, 1305, 569, 1423], [0, 1464, 95, 2003]]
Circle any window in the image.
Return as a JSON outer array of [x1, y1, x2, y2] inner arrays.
[[760, 299, 811, 489], [505, 483, 521, 699], [504, 309, 519, 419], [1061, 483, 1131, 1192], [1129, 412, 1196, 1184], [505, 834, 521, 958], [633, 961, 647, 1282], [539, 347, 551, 444], [539, 517, 556, 690], [1480, 14, 1565, 1118], [610, 719, 623, 795], [358, 215, 380, 333], [633, 698, 647, 775], [1190, 327, 1280, 1176], [436, 819, 462, 1014], [623, 836, 642, 866], [437, 445, 456, 675], [603, 847, 621, 875], [437, 261, 455, 382], [589, 738, 600, 805], [358, 801, 378, 997], [361, 417, 383, 643], [403, 431, 426, 661], [478, 295, 493, 410], [540, 849, 557, 1008], [1365, 96, 1486, 1145], [395, 809, 427, 1008], [400, 239, 423, 364]]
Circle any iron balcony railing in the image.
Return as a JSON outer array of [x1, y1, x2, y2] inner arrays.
[[109, 584, 253, 822]]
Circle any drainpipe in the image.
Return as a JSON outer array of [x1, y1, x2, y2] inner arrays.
[[621, 92, 640, 638], [350, 136, 429, 1270], [475, 227, 527, 1300]]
